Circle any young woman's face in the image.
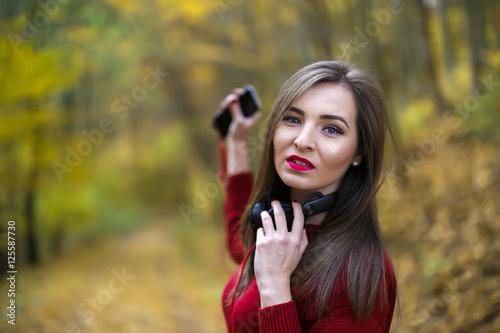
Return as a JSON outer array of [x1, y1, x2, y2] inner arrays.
[[273, 82, 361, 199]]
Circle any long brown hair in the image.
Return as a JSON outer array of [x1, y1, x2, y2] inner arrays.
[[234, 60, 395, 320]]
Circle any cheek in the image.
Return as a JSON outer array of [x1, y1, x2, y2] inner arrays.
[[321, 141, 357, 168], [272, 135, 279, 158], [272, 133, 282, 165], [272, 128, 287, 154]]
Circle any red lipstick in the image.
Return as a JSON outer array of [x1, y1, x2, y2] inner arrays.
[[286, 155, 315, 171]]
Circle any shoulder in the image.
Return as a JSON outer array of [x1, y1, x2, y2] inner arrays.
[[224, 172, 253, 209], [226, 172, 253, 194]]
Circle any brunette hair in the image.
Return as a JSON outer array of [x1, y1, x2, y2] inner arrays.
[[233, 60, 395, 320]]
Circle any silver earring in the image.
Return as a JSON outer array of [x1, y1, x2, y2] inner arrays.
[[353, 162, 359, 166]]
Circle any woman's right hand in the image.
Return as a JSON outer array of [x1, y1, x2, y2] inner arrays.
[[219, 88, 261, 143], [219, 88, 261, 176]]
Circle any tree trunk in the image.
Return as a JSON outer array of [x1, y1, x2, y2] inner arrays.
[[25, 181, 39, 265], [438, 0, 454, 72], [416, 0, 448, 114], [306, 0, 334, 57], [464, 0, 487, 92], [25, 99, 42, 265]]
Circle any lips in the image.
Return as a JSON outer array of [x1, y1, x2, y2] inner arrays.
[[286, 155, 315, 171]]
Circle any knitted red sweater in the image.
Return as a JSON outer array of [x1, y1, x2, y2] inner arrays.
[[222, 172, 397, 332]]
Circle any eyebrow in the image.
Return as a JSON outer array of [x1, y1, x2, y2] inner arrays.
[[288, 106, 350, 129]]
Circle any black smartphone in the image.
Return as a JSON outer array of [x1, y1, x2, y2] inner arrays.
[[212, 85, 261, 138]]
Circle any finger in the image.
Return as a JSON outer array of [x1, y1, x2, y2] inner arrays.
[[256, 227, 265, 244], [219, 93, 238, 110], [247, 110, 262, 126], [290, 201, 305, 236], [233, 87, 244, 95], [299, 229, 309, 257], [271, 200, 287, 234], [227, 91, 244, 122], [260, 210, 275, 236]]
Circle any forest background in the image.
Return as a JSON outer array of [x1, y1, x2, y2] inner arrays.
[[0, 0, 499, 332]]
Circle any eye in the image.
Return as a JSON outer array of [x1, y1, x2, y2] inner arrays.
[[324, 126, 344, 135], [282, 115, 300, 124]]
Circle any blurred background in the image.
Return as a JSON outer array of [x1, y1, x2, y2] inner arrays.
[[0, 0, 499, 332]]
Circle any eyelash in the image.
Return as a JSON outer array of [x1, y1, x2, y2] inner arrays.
[[282, 115, 300, 124], [281, 116, 344, 135], [325, 126, 344, 135]]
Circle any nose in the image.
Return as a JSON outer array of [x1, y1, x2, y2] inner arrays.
[[294, 126, 315, 151]]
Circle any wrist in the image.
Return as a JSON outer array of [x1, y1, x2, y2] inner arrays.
[[227, 140, 250, 175], [227, 137, 248, 148], [258, 276, 292, 308], [259, 285, 292, 308]]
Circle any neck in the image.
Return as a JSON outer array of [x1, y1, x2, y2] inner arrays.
[[290, 188, 315, 205], [290, 188, 336, 226], [304, 211, 328, 226]]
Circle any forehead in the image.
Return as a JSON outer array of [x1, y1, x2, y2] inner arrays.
[[292, 82, 357, 121]]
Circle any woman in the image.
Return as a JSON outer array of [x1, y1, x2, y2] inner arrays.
[[218, 61, 397, 332]]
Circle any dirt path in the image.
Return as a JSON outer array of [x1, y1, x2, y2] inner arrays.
[[0, 219, 231, 332]]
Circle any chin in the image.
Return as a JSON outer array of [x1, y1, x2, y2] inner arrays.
[[279, 175, 315, 192], [281, 176, 340, 196]]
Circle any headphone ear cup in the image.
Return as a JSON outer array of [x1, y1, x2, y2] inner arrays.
[[249, 202, 265, 231], [268, 202, 295, 231], [281, 202, 295, 232], [249, 201, 296, 232]]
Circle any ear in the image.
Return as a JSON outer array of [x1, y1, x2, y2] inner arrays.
[[352, 146, 363, 166]]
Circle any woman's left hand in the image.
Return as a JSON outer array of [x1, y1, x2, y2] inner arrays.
[[254, 200, 309, 308]]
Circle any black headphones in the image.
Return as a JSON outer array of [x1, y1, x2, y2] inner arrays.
[[249, 191, 337, 232]]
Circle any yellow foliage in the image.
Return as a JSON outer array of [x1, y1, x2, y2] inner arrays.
[[397, 98, 436, 139], [0, 2, 499, 332], [0, 220, 228, 332], [0, 40, 84, 102], [102, 0, 148, 16], [104, 0, 214, 24], [380, 137, 500, 332], [187, 63, 218, 85], [65, 25, 99, 45], [277, 5, 299, 28], [175, 0, 215, 23]]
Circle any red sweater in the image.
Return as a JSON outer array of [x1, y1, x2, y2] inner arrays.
[[222, 172, 397, 332]]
